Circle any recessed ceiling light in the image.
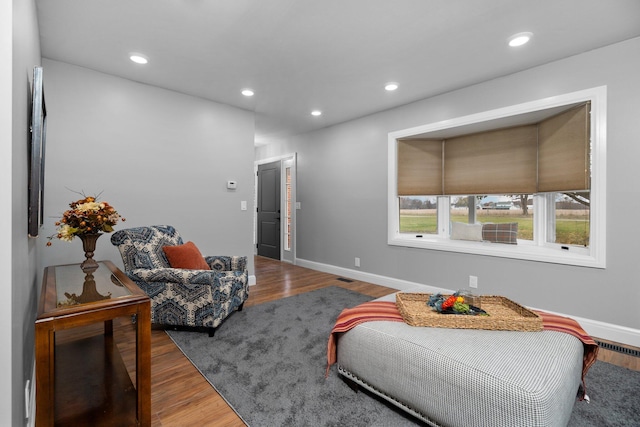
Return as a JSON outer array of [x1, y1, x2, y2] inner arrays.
[[508, 32, 533, 47], [311, 110, 322, 116], [241, 89, 254, 97], [385, 82, 399, 91], [129, 53, 149, 64]]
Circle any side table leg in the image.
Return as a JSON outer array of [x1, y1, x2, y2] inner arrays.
[[35, 323, 55, 427], [136, 300, 151, 426]]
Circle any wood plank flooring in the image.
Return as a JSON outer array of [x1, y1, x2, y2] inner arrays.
[[56, 256, 639, 426]]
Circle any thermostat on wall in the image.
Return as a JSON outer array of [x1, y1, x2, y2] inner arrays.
[[227, 180, 237, 190]]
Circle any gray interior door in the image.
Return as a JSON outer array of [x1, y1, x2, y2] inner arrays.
[[257, 161, 281, 259]]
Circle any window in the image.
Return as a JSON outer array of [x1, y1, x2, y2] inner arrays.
[[462, 194, 534, 240], [548, 191, 590, 248], [399, 196, 438, 234], [388, 87, 606, 268]]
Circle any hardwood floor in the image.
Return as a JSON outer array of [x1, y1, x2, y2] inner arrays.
[[56, 256, 639, 426]]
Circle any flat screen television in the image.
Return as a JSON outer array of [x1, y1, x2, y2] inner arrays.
[[28, 66, 46, 237]]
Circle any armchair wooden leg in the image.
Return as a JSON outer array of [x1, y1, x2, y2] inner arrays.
[[208, 327, 216, 337], [237, 302, 244, 312]]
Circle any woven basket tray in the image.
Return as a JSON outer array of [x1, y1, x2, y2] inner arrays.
[[395, 293, 542, 331]]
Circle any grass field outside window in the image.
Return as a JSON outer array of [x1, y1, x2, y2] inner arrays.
[[400, 208, 588, 245]]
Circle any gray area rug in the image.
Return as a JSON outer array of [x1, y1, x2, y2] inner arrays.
[[167, 286, 640, 426]]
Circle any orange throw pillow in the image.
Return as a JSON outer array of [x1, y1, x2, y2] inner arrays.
[[162, 241, 210, 270]]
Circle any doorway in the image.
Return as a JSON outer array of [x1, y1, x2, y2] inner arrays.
[[257, 161, 281, 259], [255, 154, 296, 263]]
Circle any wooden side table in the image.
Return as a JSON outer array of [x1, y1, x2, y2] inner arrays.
[[35, 260, 151, 426]]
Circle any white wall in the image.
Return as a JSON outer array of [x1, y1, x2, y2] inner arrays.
[[40, 60, 256, 278], [0, 2, 12, 424], [4, 0, 42, 425], [256, 37, 640, 344]]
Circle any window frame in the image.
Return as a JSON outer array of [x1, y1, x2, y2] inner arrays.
[[388, 87, 606, 268]]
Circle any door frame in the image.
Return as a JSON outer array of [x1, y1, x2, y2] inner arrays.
[[254, 153, 297, 264]]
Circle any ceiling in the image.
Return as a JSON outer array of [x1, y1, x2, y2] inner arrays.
[[35, 0, 640, 145]]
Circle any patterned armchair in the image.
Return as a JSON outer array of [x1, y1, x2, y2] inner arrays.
[[110, 225, 249, 336]]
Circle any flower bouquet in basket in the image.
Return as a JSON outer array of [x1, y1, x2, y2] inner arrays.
[[427, 291, 488, 316]]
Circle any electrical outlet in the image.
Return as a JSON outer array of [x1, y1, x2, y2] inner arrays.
[[355, 257, 360, 267], [469, 275, 478, 288]]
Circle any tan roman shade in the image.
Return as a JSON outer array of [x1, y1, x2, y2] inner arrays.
[[538, 103, 590, 192], [444, 125, 538, 195], [397, 139, 443, 195], [396, 102, 590, 196]]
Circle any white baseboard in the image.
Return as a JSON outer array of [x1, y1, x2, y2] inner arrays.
[[296, 258, 640, 348], [248, 275, 257, 286], [296, 258, 448, 293]]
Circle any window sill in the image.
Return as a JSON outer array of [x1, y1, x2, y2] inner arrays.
[[389, 235, 604, 269]]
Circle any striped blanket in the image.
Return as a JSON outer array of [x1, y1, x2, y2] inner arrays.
[[327, 301, 599, 400]]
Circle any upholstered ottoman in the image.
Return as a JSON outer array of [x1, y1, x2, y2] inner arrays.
[[335, 296, 585, 427]]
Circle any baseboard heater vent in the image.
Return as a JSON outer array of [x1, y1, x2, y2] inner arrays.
[[336, 277, 354, 283], [595, 340, 640, 358]]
